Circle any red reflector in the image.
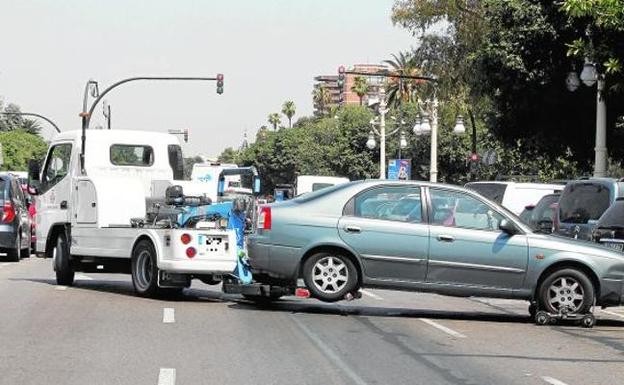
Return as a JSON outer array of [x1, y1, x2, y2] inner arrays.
[[295, 288, 310, 298], [2, 202, 15, 224], [258, 206, 272, 230], [186, 247, 196, 258], [181, 233, 191, 245]]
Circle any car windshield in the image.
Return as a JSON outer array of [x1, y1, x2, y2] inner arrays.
[[597, 200, 624, 228], [465, 183, 507, 204], [559, 183, 611, 224]]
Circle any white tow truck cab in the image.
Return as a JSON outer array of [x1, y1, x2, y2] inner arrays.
[[29, 129, 239, 296]]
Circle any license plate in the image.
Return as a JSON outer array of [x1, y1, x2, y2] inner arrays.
[[197, 235, 228, 254], [603, 242, 624, 252]]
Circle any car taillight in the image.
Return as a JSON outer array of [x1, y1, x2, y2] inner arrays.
[[258, 206, 272, 230], [186, 247, 196, 258], [180, 233, 191, 245], [2, 202, 15, 224]]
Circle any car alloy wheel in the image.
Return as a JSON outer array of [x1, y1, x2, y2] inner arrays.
[[312, 256, 349, 294], [547, 276, 584, 313]]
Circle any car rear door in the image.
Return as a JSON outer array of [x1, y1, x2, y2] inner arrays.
[[338, 185, 429, 282], [426, 188, 529, 291]]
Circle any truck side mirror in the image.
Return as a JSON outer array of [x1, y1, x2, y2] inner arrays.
[[28, 159, 41, 182], [253, 177, 261, 194]]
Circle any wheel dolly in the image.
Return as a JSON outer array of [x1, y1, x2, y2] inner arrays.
[[534, 303, 596, 328]]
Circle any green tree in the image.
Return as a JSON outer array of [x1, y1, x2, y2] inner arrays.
[[218, 147, 238, 163], [384, 51, 421, 107], [312, 86, 332, 116], [268, 113, 281, 130], [351, 76, 370, 106], [281, 101, 296, 128], [0, 130, 48, 171], [183, 156, 204, 179]]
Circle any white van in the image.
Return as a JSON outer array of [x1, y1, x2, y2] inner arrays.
[[465, 181, 564, 215], [296, 175, 349, 196]]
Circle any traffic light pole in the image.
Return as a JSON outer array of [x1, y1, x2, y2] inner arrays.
[[79, 75, 222, 173]]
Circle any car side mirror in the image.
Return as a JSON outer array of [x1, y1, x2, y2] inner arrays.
[[28, 159, 41, 182], [499, 219, 518, 235]]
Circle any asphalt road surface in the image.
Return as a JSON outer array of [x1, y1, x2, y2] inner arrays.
[[2, 257, 623, 385]]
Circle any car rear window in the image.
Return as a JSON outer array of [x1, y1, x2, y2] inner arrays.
[[597, 200, 624, 228], [0, 178, 6, 199], [559, 183, 611, 224], [465, 183, 507, 204]]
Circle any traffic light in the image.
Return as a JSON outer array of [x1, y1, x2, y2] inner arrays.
[[469, 152, 479, 162], [183, 128, 189, 143], [337, 66, 345, 88], [216, 73, 224, 94]]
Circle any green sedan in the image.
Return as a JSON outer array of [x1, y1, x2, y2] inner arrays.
[[248, 180, 624, 316]]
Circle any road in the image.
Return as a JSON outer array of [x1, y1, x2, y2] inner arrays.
[[1, 257, 623, 385]]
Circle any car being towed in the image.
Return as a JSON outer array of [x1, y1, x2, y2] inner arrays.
[[248, 180, 624, 316]]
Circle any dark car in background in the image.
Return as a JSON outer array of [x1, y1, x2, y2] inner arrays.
[[0, 174, 32, 261], [519, 193, 560, 233], [592, 197, 624, 251], [554, 179, 624, 240]]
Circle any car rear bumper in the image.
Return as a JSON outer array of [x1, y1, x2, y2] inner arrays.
[[247, 236, 300, 279]]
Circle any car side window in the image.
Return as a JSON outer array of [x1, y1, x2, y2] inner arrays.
[[354, 186, 423, 223], [430, 189, 504, 231], [41, 143, 72, 190]]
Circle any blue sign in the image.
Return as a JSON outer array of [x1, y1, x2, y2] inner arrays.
[[388, 159, 411, 180]]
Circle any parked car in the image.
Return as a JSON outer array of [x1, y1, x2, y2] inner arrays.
[[0, 173, 32, 261], [592, 197, 624, 251], [249, 180, 624, 316], [519, 193, 560, 233], [554, 178, 624, 240], [465, 181, 563, 215]]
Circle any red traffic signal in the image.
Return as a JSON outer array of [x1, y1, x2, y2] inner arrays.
[[470, 152, 479, 162], [338, 66, 345, 74]]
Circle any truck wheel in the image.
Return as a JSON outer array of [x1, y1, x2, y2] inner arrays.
[[538, 268, 594, 315], [54, 233, 74, 286], [6, 233, 21, 262], [131, 240, 160, 297], [303, 252, 358, 302]]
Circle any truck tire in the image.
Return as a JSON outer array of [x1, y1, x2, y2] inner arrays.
[[131, 240, 160, 297], [6, 233, 21, 262], [54, 233, 75, 286], [538, 268, 594, 315], [303, 252, 358, 302]]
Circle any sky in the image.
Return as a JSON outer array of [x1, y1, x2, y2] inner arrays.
[[0, 0, 416, 157]]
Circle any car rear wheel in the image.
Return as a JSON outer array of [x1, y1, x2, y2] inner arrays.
[[54, 233, 75, 286], [538, 268, 594, 315], [303, 252, 358, 302], [6, 233, 21, 262], [131, 240, 160, 297]]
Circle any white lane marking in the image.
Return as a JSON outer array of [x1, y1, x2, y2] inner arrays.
[[542, 376, 570, 385], [291, 316, 368, 385], [419, 318, 466, 338], [360, 289, 383, 300], [75, 273, 93, 281], [55, 285, 68, 291], [163, 308, 175, 324], [158, 368, 176, 385], [600, 309, 624, 319]]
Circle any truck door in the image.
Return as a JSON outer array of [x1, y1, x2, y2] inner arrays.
[[36, 142, 73, 253], [74, 180, 97, 224]]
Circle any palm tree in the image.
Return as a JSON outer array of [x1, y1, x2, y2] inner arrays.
[[384, 51, 420, 107], [281, 101, 296, 128], [351, 76, 370, 106], [312, 86, 332, 116], [268, 113, 281, 130]]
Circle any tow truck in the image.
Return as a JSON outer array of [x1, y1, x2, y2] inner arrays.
[[28, 128, 260, 297]]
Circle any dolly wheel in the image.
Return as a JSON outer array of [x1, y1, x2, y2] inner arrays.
[[535, 311, 550, 326], [581, 314, 596, 328]]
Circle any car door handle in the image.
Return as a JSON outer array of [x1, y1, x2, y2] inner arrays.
[[344, 225, 362, 233], [60, 201, 68, 209], [437, 234, 455, 242]]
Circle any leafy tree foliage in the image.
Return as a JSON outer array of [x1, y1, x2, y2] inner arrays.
[[351, 76, 370, 106], [0, 130, 48, 171], [0, 102, 42, 134], [267, 113, 281, 130], [281, 101, 296, 128]]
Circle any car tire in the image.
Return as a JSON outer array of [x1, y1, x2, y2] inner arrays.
[[21, 230, 31, 258], [54, 233, 75, 286], [538, 268, 594, 315], [131, 240, 160, 297], [303, 252, 358, 302], [7, 233, 21, 262]]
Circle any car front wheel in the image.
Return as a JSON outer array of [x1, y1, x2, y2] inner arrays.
[[538, 268, 594, 315], [303, 252, 358, 302]]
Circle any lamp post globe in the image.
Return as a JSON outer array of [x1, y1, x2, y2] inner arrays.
[[420, 115, 432, 134], [453, 115, 466, 134], [566, 71, 581, 92], [399, 132, 407, 149], [366, 131, 376, 149], [580, 61, 598, 87]]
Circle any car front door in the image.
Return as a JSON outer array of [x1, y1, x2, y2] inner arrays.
[[338, 185, 429, 283], [426, 188, 529, 291]]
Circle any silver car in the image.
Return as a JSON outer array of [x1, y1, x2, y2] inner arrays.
[[248, 180, 624, 316]]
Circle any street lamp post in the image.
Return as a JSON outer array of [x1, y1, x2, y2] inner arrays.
[[567, 60, 607, 178], [0, 111, 61, 133]]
